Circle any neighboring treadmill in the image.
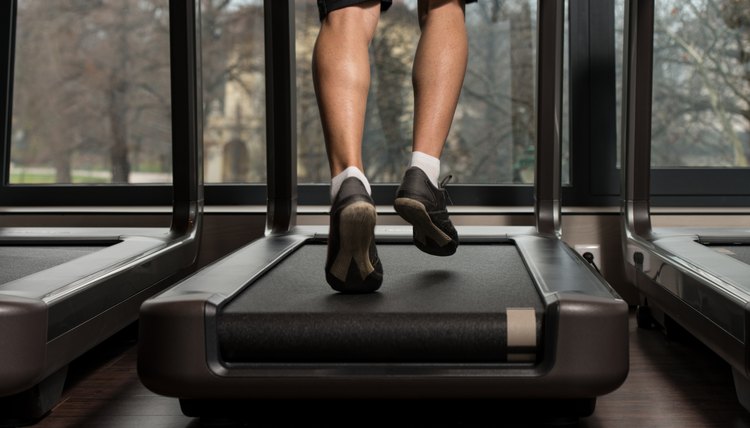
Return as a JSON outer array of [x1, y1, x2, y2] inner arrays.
[[0, 0, 202, 423], [138, 0, 627, 420], [621, 0, 750, 411]]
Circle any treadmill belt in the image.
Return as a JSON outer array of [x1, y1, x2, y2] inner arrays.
[[218, 243, 544, 363], [0, 246, 107, 284], [708, 245, 750, 264]]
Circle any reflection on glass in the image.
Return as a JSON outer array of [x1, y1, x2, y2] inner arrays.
[[10, 0, 172, 184], [616, 0, 750, 168]]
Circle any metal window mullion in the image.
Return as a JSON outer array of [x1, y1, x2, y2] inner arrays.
[[588, 0, 618, 199], [0, 0, 16, 190]]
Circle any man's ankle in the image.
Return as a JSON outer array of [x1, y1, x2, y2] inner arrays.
[[409, 151, 440, 188], [331, 166, 371, 202]]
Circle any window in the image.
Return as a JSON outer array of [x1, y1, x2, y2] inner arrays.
[[10, 0, 172, 185], [295, 0, 571, 186], [0, 0, 613, 206], [197, 0, 573, 204], [201, 0, 266, 184], [616, 0, 750, 169]]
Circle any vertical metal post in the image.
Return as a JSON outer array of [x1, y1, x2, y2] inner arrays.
[[621, 0, 654, 237], [535, 0, 564, 237], [168, 0, 204, 236], [264, 0, 297, 235], [0, 0, 16, 188]]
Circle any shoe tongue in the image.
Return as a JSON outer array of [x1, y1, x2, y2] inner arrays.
[[439, 174, 453, 188]]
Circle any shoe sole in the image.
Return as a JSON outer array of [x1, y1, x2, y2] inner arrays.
[[393, 197, 456, 256], [329, 201, 377, 284]]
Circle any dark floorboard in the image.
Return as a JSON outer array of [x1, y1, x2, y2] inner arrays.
[[25, 312, 750, 428]]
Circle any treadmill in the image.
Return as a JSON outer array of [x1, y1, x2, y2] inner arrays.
[[0, 0, 202, 423], [621, 0, 750, 411], [138, 0, 627, 421]]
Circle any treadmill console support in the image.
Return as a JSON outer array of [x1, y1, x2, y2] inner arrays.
[[169, 0, 204, 238], [620, 0, 655, 239], [535, 0, 564, 238], [264, 0, 298, 236]]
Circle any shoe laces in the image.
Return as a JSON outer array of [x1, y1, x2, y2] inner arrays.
[[440, 174, 454, 205]]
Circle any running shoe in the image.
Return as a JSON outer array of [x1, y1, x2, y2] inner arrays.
[[325, 177, 383, 293], [394, 167, 459, 256]]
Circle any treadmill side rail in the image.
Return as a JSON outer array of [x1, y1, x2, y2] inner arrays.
[[152, 233, 309, 299]]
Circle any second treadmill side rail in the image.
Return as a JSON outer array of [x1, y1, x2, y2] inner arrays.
[[619, 0, 750, 410], [0, 0, 204, 399]]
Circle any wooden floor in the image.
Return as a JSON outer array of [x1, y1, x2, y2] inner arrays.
[[26, 313, 750, 428]]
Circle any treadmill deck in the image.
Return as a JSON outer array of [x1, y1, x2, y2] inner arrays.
[[708, 245, 750, 265], [218, 243, 544, 363], [0, 245, 108, 284]]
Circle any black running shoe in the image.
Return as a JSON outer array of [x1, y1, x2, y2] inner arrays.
[[394, 167, 459, 256], [325, 177, 383, 293]]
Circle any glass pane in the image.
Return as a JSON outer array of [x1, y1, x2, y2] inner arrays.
[[297, 0, 566, 185], [616, 0, 750, 168], [10, 0, 172, 184], [202, 0, 266, 184]]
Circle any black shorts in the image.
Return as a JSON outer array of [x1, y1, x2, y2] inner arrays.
[[318, 0, 478, 21]]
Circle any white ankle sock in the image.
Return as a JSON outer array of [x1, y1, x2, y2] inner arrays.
[[330, 166, 371, 201], [410, 151, 440, 188]]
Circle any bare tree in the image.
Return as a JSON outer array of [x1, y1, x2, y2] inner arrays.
[[12, 0, 172, 183]]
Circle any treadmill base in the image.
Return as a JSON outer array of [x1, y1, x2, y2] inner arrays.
[[0, 366, 67, 428], [732, 369, 750, 413], [179, 398, 597, 423]]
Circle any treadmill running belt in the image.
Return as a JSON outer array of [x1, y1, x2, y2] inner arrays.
[[709, 245, 750, 264], [0, 246, 106, 284], [218, 243, 544, 363]]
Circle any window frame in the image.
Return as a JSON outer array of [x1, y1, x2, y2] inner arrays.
[[2, 0, 746, 208]]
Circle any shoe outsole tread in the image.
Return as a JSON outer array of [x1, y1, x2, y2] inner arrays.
[[325, 178, 382, 293], [394, 197, 457, 256]]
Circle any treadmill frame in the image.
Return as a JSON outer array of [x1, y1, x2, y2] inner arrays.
[[0, 0, 203, 398], [139, 0, 628, 403], [620, 0, 750, 408], [140, 226, 627, 399]]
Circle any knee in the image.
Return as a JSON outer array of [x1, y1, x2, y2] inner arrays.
[[323, 1, 381, 43]]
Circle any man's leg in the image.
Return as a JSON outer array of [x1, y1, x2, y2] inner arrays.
[[313, 0, 380, 191], [394, 0, 467, 256], [412, 0, 468, 163], [314, 1, 383, 293]]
